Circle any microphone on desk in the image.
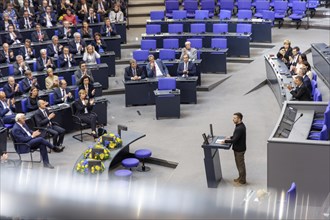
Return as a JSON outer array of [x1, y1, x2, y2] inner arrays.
[[291, 113, 304, 128], [277, 113, 303, 138]]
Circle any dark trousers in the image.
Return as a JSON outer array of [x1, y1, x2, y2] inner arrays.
[[79, 113, 97, 132], [3, 114, 15, 124], [44, 125, 66, 147], [27, 137, 54, 164], [234, 151, 246, 183]]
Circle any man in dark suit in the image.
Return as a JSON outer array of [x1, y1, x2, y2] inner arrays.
[[287, 75, 312, 101], [0, 43, 15, 64], [31, 23, 50, 42], [40, 6, 57, 27], [74, 61, 94, 85], [54, 79, 74, 104], [124, 59, 145, 81], [299, 67, 312, 97], [58, 21, 75, 39], [146, 54, 170, 78], [84, 7, 97, 23], [12, 113, 64, 169], [0, 91, 16, 124], [59, 46, 76, 68], [3, 76, 21, 99], [20, 70, 40, 93], [19, 39, 35, 60], [77, 0, 90, 20], [177, 54, 196, 77], [93, 0, 109, 20], [13, 55, 31, 76], [19, 1, 35, 17], [4, 24, 22, 45], [100, 17, 117, 37], [47, 36, 63, 58], [34, 100, 66, 148], [18, 10, 35, 29], [36, 49, 56, 71], [68, 33, 86, 55]]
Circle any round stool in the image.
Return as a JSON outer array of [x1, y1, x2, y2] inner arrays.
[[121, 158, 139, 170], [114, 169, 132, 177], [135, 149, 152, 172]]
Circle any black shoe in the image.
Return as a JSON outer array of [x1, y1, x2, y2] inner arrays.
[[234, 178, 240, 183], [44, 163, 54, 169], [53, 146, 64, 152]]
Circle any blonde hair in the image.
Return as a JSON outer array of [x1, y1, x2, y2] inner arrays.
[[283, 39, 291, 46], [78, 89, 87, 96]]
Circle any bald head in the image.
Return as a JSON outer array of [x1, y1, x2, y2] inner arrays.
[[0, 91, 6, 100], [7, 76, 15, 85]]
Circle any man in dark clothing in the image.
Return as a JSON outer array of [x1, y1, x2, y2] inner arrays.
[[287, 75, 312, 101], [221, 112, 247, 185]]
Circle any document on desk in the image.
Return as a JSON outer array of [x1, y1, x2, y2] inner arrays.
[[215, 138, 225, 144]]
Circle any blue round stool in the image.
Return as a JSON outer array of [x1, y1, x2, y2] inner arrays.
[[135, 149, 152, 172], [121, 158, 139, 170], [114, 169, 132, 177]]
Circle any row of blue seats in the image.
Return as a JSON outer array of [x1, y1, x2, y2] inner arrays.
[[308, 103, 330, 140], [146, 23, 252, 34]]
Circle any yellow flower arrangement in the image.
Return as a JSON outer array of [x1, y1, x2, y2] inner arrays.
[[75, 159, 105, 174], [98, 132, 123, 149], [83, 144, 111, 161]]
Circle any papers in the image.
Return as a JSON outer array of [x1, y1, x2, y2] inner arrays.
[[215, 138, 225, 144]]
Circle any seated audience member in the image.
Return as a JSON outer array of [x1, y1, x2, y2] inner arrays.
[[74, 61, 94, 85], [4, 3, 18, 24], [74, 89, 98, 138], [303, 61, 313, 81], [0, 43, 15, 63], [59, 46, 76, 68], [38, 0, 52, 15], [27, 87, 39, 111], [177, 54, 196, 77], [0, 13, 14, 31], [91, 32, 108, 53], [4, 24, 22, 45], [58, 0, 72, 17], [69, 32, 86, 55], [12, 113, 63, 169], [100, 17, 117, 36], [277, 39, 293, 67], [54, 79, 74, 104], [77, 0, 90, 21], [19, 0, 35, 18], [34, 100, 66, 148], [286, 75, 312, 101], [180, 41, 197, 60], [288, 46, 300, 68], [3, 76, 21, 98], [31, 23, 50, 42], [45, 68, 59, 89], [40, 6, 57, 27], [94, 0, 108, 20], [146, 54, 170, 78], [109, 4, 124, 22], [290, 53, 309, 75], [80, 21, 93, 38], [37, 49, 56, 71], [124, 59, 145, 81], [14, 55, 31, 76], [19, 39, 35, 60], [62, 8, 77, 26], [298, 67, 312, 96], [18, 10, 35, 29], [85, 7, 97, 23], [47, 36, 63, 58], [83, 45, 100, 65], [79, 76, 95, 99], [58, 20, 75, 39], [0, 91, 16, 124], [21, 70, 40, 93]]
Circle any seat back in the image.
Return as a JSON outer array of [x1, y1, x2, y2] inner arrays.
[[311, 79, 317, 96], [8, 64, 14, 76], [220, 0, 235, 11], [133, 50, 149, 62], [18, 80, 24, 92], [146, 24, 161, 35], [237, 0, 252, 10], [165, 1, 180, 14], [292, 1, 306, 15], [184, 1, 199, 13], [158, 77, 176, 90], [274, 1, 288, 13], [312, 71, 317, 81], [32, 61, 37, 71], [219, 9, 232, 19], [236, 23, 252, 34], [320, 125, 329, 140], [159, 49, 176, 60], [21, 98, 28, 113], [191, 23, 206, 33], [9, 130, 30, 154], [255, 1, 270, 13], [187, 38, 203, 49], [201, 0, 215, 16], [262, 10, 275, 21], [163, 38, 179, 49], [237, 9, 252, 19], [150, 10, 165, 20], [48, 92, 55, 106], [168, 23, 183, 33], [172, 10, 187, 20], [313, 88, 322, 101], [211, 38, 227, 49], [54, 30, 59, 36], [195, 10, 209, 19], [213, 23, 228, 33], [141, 39, 157, 51], [286, 182, 296, 204]]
